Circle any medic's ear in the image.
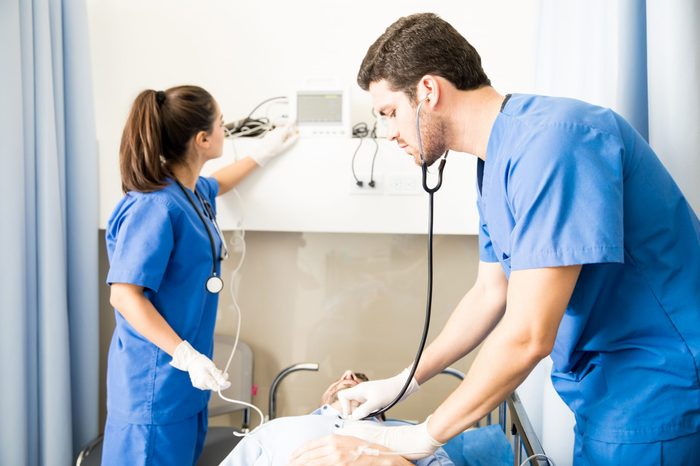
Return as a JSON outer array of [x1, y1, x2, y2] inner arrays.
[[418, 74, 438, 103], [195, 130, 209, 145]]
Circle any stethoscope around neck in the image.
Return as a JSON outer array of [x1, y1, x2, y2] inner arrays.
[[415, 95, 448, 193], [362, 93, 448, 420], [175, 179, 229, 294]]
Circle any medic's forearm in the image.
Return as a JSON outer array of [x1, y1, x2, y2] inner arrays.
[[427, 319, 548, 441], [211, 156, 258, 196], [414, 282, 506, 384], [110, 283, 182, 355], [425, 265, 581, 442]]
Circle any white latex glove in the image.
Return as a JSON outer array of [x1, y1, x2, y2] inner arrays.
[[249, 122, 299, 166], [335, 418, 444, 461], [337, 367, 420, 420], [169, 341, 231, 391]]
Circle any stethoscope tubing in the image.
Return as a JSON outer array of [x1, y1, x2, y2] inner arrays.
[[175, 179, 226, 293], [198, 190, 229, 260], [363, 96, 447, 419], [416, 95, 448, 194]]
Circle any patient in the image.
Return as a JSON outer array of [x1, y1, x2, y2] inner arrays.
[[219, 370, 454, 465]]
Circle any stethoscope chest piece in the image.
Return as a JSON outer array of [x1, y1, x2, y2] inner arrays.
[[206, 275, 224, 294]]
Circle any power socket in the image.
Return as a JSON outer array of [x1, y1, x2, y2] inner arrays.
[[386, 174, 422, 195]]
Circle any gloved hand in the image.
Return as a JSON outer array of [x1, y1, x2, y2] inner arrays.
[[334, 418, 444, 461], [249, 122, 299, 166], [169, 340, 231, 391], [337, 367, 420, 420]]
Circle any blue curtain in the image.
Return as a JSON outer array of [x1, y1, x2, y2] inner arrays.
[[0, 0, 99, 464], [533, 0, 699, 210]]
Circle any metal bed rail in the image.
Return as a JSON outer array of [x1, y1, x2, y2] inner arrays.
[[502, 393, 549, 465], [439, 367, 548, 465], [268, 362, 320, 420]]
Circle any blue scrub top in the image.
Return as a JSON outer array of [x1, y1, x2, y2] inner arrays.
[[478, 94, 700, 443], [105, 176, 222, 425]]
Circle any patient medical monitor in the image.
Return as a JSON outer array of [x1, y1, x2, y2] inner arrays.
[[292, 86, 350, 137]]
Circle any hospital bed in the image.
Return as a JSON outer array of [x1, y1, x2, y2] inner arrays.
[[76, 341, 549, 465], [265, 363, 550, 465]]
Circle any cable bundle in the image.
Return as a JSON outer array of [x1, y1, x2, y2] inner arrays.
[[351, 116, 379, 188], [224, 96, 288, 138]]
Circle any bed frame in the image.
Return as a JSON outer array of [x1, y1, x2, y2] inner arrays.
[[444, 368, 550, 465]]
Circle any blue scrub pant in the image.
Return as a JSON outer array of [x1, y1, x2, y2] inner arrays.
[[573, 430, 700, 465], [101, 409, 208, 466]]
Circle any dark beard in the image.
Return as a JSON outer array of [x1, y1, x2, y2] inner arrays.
[[419, 111, 448, 166]]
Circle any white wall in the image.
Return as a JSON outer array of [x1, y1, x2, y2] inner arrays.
[[87, 0, 540, 232], [202, 138, 481, 233]]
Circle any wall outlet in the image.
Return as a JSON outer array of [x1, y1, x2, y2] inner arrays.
[[386, 174, 422, 195]]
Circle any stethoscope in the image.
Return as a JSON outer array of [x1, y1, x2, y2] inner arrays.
[[364, 94, 448, 419], [175, 180, 229, 294]]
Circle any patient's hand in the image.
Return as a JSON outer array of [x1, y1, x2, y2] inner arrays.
[[288, 434, 411, 466]]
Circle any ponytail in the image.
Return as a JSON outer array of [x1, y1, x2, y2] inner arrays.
[[119, 86, 216, 193]]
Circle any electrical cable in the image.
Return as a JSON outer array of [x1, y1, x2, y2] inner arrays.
[[225, 96, 288, 139], [245, 96, 287, 120], [367, 117, 379, 188], [368, 135, 379, 188], [351, 138, 365, 187], [350, 121, 379, 188], [518, 453, 557, 466], [212, 185, 265, 434], [352, 121, 370, 138]]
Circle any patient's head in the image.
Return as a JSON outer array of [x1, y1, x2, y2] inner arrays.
[[321, 370, 369, 408]]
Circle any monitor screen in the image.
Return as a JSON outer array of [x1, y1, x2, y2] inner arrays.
[[297, 92, 343, 125]]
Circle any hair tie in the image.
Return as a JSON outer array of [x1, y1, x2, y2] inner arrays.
[[155, 91, 166, 105]]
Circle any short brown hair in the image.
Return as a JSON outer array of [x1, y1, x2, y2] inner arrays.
[[357, 13, 490, 101], [119, 85, 216, 193]]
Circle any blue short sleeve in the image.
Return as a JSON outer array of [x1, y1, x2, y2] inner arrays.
[[197, 176, 219, 210], [107, 198, 174, 292], [477, 199, 498, 263], [508, 124, 625, 270]]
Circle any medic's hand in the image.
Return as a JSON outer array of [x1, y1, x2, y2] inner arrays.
[[334, 419, 444, 461], [169, 340, 231, 391], [337, 367, 419, 420], [249, 122, 299, 166]]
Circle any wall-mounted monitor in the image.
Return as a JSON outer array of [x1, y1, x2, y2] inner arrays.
[[291, 87, 350, 137]]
